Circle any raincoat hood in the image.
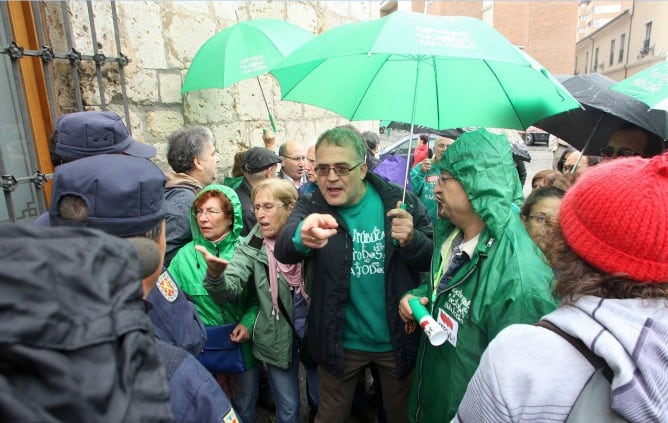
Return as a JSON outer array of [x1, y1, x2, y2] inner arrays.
[[189, 184, 243, 259], [546, 296, 668, 421], [437, 128, 524, 240]]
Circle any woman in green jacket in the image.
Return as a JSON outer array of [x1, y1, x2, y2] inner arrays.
[[198, 179, 314, 423], [168, 184, 259, 423]]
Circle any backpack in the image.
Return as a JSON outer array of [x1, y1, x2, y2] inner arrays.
[[536, 320, 627, 423]]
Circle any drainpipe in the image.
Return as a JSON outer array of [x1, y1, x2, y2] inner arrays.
[[624, 1, 635, 78]]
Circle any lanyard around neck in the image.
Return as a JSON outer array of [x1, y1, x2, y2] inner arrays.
[[434, 228, 462, 291]]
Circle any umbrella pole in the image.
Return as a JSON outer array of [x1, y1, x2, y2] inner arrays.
[[571, 115, 603, 175], [401, 58, 424, 205], [255, 76, 277, 133]]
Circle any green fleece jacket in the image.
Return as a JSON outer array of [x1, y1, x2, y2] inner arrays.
[[168, 184, 258, 367], [407, 129, 557, 422]]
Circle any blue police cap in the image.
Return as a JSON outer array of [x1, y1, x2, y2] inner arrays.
[[49, 154, 166, 237]]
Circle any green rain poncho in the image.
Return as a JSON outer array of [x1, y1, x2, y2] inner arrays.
[[407, 129, 556, 422]]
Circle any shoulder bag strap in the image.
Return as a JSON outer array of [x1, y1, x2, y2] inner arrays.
[[536, 320, 612, 382]]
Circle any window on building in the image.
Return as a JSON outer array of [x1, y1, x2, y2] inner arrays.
[[575, 56, 579, 74], [609, 39, 615, 66], [585, 51, 589, 73], [619, 33, 625, 62], [643, 21, 652, 52], [594, 47, 599, 71]]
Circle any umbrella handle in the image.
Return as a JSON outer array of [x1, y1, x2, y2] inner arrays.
[[392, 203, 408, 247], [269, 113, 277, 133]]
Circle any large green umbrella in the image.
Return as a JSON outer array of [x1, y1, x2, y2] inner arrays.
[[271, 11, 579, 132], [182, 19, 313, 131], [271, 11, 579, 201], [611, 60, 668, 111]]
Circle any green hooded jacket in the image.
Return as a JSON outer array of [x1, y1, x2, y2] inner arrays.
[[407, 129, 557, 422], [168, 184, 258, 367]]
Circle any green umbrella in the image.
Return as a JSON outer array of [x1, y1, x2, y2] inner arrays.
[[182, 19, 313, 131], [271, 11, 579, 131], [611, 60, 668, 111], [271, 11, 579, 201]]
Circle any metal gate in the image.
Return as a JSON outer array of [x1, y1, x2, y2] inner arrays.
[[0, 1, 132, 223]]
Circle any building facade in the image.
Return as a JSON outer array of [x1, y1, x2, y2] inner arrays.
[[575, 1, 667, 80], [577, 0, 632, 41]]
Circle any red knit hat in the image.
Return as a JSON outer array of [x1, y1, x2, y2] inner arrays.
[[559, 152, 668, 283]]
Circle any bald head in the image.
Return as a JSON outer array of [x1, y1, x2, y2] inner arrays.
[[279, 140, 305, 182]]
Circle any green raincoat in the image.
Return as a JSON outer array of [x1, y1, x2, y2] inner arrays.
[[406, 129, 557, 422], [168, 184, 258, 367]]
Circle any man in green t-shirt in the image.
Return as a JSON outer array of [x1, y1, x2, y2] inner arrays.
[[275, 127, 434, 423]]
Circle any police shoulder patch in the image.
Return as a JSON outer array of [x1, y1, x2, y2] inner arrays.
[[156, 271, 178, 303], [223, 408, 240, 422]]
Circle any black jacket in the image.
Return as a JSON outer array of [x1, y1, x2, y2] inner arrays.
[[275, 173, 433, 377], [235, 177, 256, 237]]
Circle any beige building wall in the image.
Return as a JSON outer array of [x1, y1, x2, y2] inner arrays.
[[575, 10, 631, 78], [625, 0, 668, 76], [576, 1, 667, 80], [43, 1, 378, 174]]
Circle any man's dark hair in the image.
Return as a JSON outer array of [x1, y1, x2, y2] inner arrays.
[[167, 126, 213, 173], [278, 143, 288, 157], [557, 147, 576, 173], [361, 131, 380, 151], [419, 133, 429, 144], [616, 123, 664, 158]]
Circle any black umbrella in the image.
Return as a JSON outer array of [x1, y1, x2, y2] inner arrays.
[[534, 73, 667, 155]]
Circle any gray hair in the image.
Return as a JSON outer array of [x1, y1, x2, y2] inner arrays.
[[316, 127, 367, 163], [167, 126, 214, 173]]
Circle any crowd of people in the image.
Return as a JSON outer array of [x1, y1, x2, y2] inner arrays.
[[2, 108, 667, 423]]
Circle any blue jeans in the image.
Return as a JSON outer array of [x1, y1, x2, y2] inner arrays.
[[266, 347, 301, 423], [232, 365, 259, 423], [305, 363, 320, 410]]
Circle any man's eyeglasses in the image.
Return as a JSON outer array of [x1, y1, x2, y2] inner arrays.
[[282, 155, 306, 162], [253, 203, 287, 214], [437, 175, 455, 184], [600, 146, 639, 158], [195, 208, 223, 218], [314, 161, 364, 177]]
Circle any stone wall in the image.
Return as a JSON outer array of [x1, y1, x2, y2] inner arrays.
[[43, 1, 378, 174]]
